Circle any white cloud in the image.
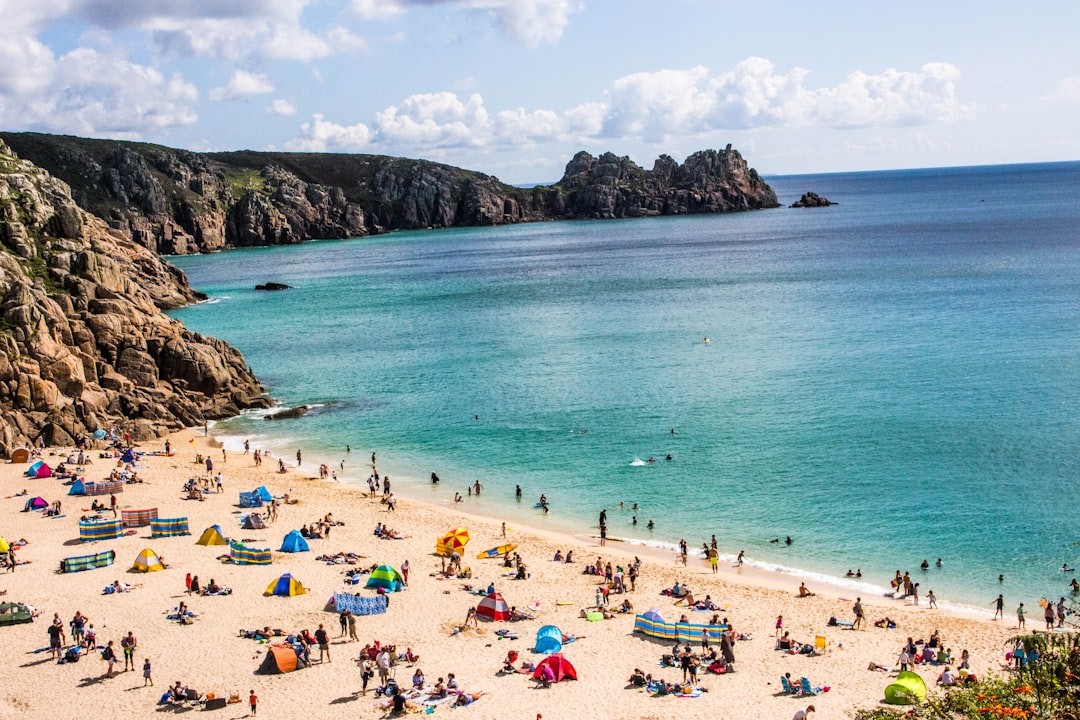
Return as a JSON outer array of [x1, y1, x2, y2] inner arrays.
[[286, 114, 372, 151], [351, 0, 576, 46], [209, 70, 274, 101], [268, 98, 297, 116], [1053, 76, 1080, 101], [289, 58, 972, 155]]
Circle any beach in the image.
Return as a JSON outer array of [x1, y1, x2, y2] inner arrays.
[[0, 431, 1021, 720]]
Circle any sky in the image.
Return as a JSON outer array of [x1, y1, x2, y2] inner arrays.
[[2, 0, 1079, 184]]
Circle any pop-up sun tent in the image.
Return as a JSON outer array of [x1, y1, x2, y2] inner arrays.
[[365, 564, 405, 592], [279, 530, 309, 553], [196, 525, 228, 546], [885, 671, 927, 705], [436, 527, 470, 556], [265, 573, 307, 597], [26, 461, 51, 478], [532, 653, 577, 683], [22, 497, 48, 512], [0, 537, 8, 554], [535, 625, 564, 654], [131, 548, 165, 572], [476, 591, 511, 621], [257, 644, 305, 674], [253, 486, 273, 502], [242, 514, 267, 530], [68, 479, 87, 496], [120, 448, 136, 464], [0, 601, 34, 626]]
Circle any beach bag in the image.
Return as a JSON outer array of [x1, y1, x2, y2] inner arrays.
[[65, 648, 81, 663]]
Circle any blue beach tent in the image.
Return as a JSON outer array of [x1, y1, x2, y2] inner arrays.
[[535, 625, 563, 654], [279, 530, 310, 553]]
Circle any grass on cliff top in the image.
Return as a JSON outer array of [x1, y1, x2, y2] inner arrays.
[[221, 167, 267, 198]]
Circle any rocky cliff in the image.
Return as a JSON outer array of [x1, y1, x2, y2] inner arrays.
[[0, 139, 270, 455], [0, 133, 778, 255]]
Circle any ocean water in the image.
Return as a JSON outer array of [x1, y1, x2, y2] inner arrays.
[[168, 161, 1080, 611]]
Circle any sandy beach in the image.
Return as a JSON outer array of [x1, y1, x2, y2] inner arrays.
[[0, 431, 1019, 720]]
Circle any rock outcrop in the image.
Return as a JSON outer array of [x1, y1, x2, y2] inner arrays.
[[0, 139, 270, 455], [790, 192, 835, 208], [0, 133, 778, 255]]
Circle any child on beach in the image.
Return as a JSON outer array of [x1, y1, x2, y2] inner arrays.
[[143, 657, 153, 686], [249, 689, 258, 715]]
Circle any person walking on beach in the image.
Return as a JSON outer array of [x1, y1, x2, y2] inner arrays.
[[102, 640, 118, 678], [992, 594, 1004, 620], [1017, 602, 1026, 629], [401, 559, 410, 584], [1044, 601, 1056, 630], [852, 598, 864, 629], [928, 590, 938, 609], [315, 624, 331, 663], [143, 657, 153, 686], [737, 550, 745, 566], [296, 449, 302, 467], [249, 689, 258, 715], [775, 614, 784, 637]]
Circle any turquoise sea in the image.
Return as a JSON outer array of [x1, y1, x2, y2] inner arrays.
[[169, 161, 1080, 612]]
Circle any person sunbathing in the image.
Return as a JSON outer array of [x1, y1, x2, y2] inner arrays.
[[453, 691, 483, 706]]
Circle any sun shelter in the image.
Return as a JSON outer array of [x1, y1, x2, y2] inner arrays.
[[265, 573, 307, 597], [242, 514, 267, 530], [239, 491, 262, 508], [79, 519, 123, 542], [196, 525, 228, 546], [0, 601, 34, 626], [230, 541, 272, 565], [67, 479, 87, 496], [253, 486, 273, 502], [60, 549, 115, 573], [436, 527, 470, 556], [120, 448, 136, 464], [476, 591, 511, 621], [885, 671, 928, 705], [532, 653, 577, 683], [121, 508, 158, 528], [279, 530, 309, 553], [257, 644, 304, 674], [22, 497, 48, 512], [132, 548, 165, 572], [331, 593, 388, 616], [365, 564, 405, 592], [633, 609, 726, 643], [10, 448, 30, 464], [535, 625, 564, 654], [150, 517, 190, 538], [26, 461, 51, 478]]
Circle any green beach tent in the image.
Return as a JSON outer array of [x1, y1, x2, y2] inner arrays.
[[885, 671, 927, 705], [365, 564, 405, 592]]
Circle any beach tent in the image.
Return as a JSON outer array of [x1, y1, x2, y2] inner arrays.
[[26, 461, 51, 478], [885, 671, 927, 705], [10, 448, 30, 464], [257, 644, 303, 674], [265, 573, 307, 597], [242, 514, 267, 530], [279, 530, 309, 553], [60, 550, 115, 573], [131, 548, 165, 572], [436, 527, 470, 556], [633, 608, 726, 643], [238, 492, 262, 508], [230, 541, 272, 565], [68, 479, 87, 496], [196, 525, 228, 546], [535, 625, 564, 654], [253, 486, 273, 502], [0, 537, 8, 554], [121, 508, 157, 528], [0, 601, 34, 626], [79, 519, 123, 541], [150, 517, 190, 538], [476, 591, 511, 621], [532, 653, 577, 683], [120, 448, 136, 464], [22, 497, 48, 512], [365, 564, 405, 592]]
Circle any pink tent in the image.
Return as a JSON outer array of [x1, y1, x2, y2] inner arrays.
[[532, 653, 577, 682]]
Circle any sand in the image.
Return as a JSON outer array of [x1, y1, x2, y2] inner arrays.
[[0, 431, 1019, 720]]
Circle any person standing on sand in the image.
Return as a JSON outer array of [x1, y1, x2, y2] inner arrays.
[[143, 657, 153, 686], [121, 630, 137, 671], [249, 689, 258, 715], [1017, 602, 1026, 629], [401, 559, 410, 584], [102, 640, 118, 678], [315, 624, 331, 663], [852, 598, 864, 630], [296, 449, 302, 467], [775, 614, 784, 637], [1044, 601, 1056, 630], [708, 547, 718, 573], [992, 593, 1004, 620]]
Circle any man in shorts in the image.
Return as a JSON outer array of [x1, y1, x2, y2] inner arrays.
[[315, 624, 331, 663]]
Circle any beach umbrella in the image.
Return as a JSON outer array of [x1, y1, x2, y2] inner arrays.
[[436, 527, 470, 556], [93, 429, 106, 440]]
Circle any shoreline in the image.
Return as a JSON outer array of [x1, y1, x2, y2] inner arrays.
[[209, 421, 999, 621], [0, 429, 1023, 720]]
